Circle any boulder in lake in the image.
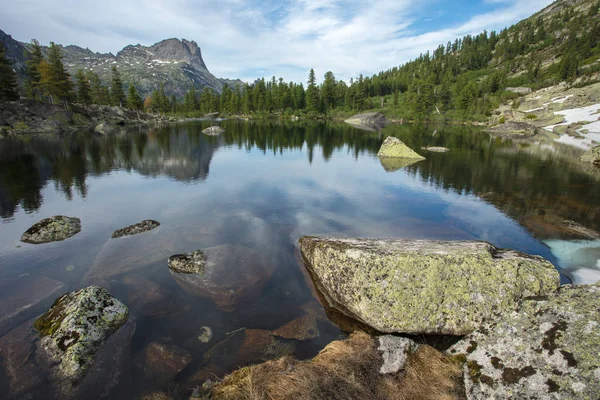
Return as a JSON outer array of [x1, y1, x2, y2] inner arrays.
[[33, 286, 134, 399], [344, 112, 388, 131], [448, 282, 600, 399], [298, 237, 560, 335], [379, 157, 422, 172], [579, 145, 600, 165], [168, 244, 275, 311], [21, 216, 81, 244], [377, 137, 425, 160], [111, 220, 160, 238], [202, 126, 225, 136]]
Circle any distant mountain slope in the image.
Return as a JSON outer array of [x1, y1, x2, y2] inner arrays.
[[0, 30, 242, 97]]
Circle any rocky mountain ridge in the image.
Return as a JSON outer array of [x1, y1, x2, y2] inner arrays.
[[0, 29, 242, 98]]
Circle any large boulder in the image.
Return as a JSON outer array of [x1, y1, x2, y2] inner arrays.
[[448, 283, 600, 400], [377, 137, 425, 160], [168, 244, 275, 311], [34, 286, 132, 399], [21, 215, 81, 244], [298, 237, 560, 335], [579, 145, 600, 165]]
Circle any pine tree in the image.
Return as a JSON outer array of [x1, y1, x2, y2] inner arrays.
[[47, 42, 74, 106], [110, 66, 126, 107], [87, 71, 110, 105], [24, 39, 44, 99], [306, 69, 320, 113], [75, 69, 92, 105], [393, 89, 399, 106], [126, 83, 143, 110], [0, 42, 20, 101], [322, 71, 337, 111]]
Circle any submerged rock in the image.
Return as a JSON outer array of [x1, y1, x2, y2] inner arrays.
[[298, 237, 560, 335], [134, 342, 192, 390], [273, 314, 319, 341], [202, 126, 225, 136], [378, 335, 419, 374], [579, 145, 600, 165], [21, 215, 81, 244], [121, 275, 178, 318], [377, 137, 425, 160], [344, 112, 388, 131], [168, 244, 275, 311], [198, 326, 213, 343], [111, 219, 160, 238], [448, 282, 600, 400], [0, 274, 66, 336]]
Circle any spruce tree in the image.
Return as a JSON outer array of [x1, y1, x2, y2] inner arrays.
[[306, 69, 320, 113], [0, 42, 20, 101], [126, 83, 143, 110], [322, 71, 337, 110], [47, 42, 74, 106], [87, 71, 110, 105], [110, 66, 126, 107], [75, 69, 92, 105], [24, 39, 44, 99]]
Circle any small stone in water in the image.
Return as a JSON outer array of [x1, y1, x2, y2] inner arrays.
[[65, 265, 75, 272], [198, 326, 213, 343]]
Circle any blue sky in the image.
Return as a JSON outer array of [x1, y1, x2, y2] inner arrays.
[[0, 0, 554, 83]]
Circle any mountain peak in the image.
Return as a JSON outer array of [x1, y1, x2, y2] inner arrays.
[[147, 38, 207, 70]]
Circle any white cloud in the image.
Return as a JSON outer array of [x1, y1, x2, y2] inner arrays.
[[0, 0, 554, 83]]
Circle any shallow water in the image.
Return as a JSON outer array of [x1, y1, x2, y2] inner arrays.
[[0, 120, 599, 398]]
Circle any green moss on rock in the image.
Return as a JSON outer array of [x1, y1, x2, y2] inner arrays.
[[377, 137, 426, 159]]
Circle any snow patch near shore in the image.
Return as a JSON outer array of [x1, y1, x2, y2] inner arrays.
[[544, 103, 600, 149]]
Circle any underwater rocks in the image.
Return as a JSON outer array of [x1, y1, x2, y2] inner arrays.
[[111, 219, 160, 239], [377, 137, 425, 160], [579, 145, 600, 165], [168, 244, 275, 311], [448, 282, 600, 400], [0, 274, 66, 336], [34, 286, 132, 398], [21, 215, 81, 244], [202, 126, 225, 136], [298, 237, 560, 335], [134, 342, 192, 390], [421, 146, 450, 153], [272, 314, 319, 341]]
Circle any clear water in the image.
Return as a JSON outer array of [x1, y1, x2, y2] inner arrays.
[[0, 120, 599, 398]]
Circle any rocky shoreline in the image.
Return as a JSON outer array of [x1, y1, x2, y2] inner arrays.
[[0, 99, 176, 136]]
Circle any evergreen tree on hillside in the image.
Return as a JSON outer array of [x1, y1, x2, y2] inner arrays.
[[47, 42, 74, 106], [110, 66, 126, 107], [0, 42, 20, 101], [87, 71, 110, 105], [24, 39, 44, 100], [75, 69, 92, 105], [306, 69, 320, 113], [126, 83, 143, 110]]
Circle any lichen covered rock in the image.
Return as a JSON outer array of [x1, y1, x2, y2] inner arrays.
[[298, 237, 560, 335], [579, 145, 600, 165], [21, 215, 81, 244], [377, 137, 425, 159], [34, 286, 129, 396], [111, 219, 160, 238], [168, 244, 275, 311], [448, 283, 600, 399], [378, 335, 419, 374]]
